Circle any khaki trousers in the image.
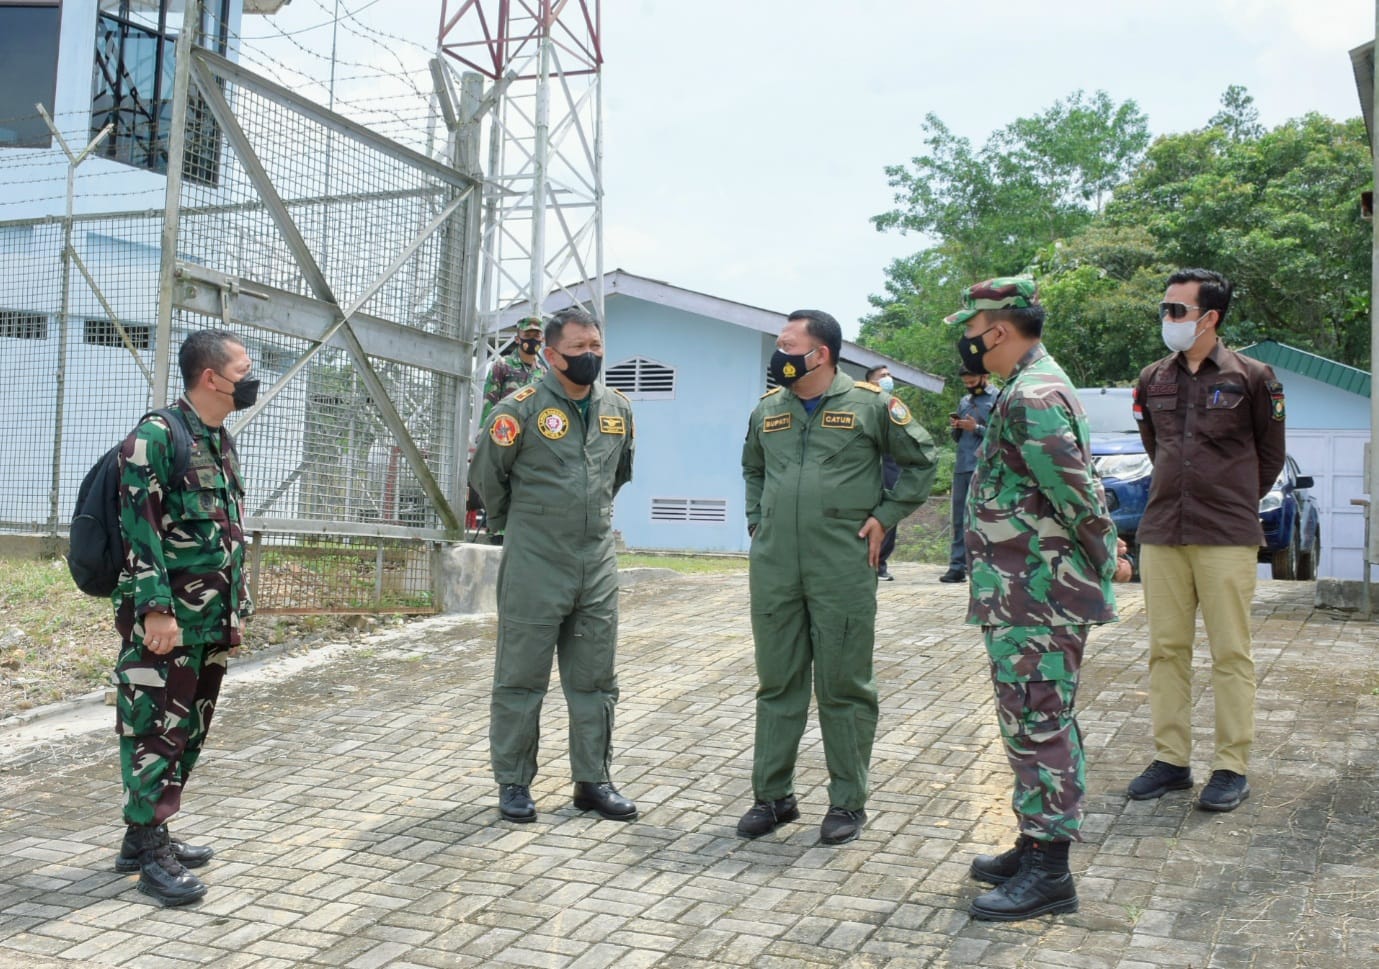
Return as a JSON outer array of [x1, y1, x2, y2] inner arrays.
[[1140, 544, 1257, 775]]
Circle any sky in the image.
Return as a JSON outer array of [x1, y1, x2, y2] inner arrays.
[[245, 0, 1376, 339]]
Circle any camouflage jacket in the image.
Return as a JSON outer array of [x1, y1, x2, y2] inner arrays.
[[965, 344, 1117, 627], [114, 397, 250, 647], [480, 352, 546, 423]]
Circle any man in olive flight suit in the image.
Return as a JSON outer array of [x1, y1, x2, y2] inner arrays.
[[469, 306, 637, 825], [739, 309, 937, 846]]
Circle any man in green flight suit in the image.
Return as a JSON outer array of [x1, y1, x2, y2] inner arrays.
[[738, 309, 937, 845], [469, 306, 637, 825], [948, 276, 1132, 922]]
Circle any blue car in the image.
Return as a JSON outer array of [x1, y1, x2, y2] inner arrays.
[[1078, 388, 1151, 553], [1257, 455, 1321, 580], [1077, 386, 1321, 580]]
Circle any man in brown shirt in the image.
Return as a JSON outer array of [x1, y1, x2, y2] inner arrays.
[[1127, 268, 1286, 812]]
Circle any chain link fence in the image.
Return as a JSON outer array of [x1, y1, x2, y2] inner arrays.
[[0, 46, 480, 614]]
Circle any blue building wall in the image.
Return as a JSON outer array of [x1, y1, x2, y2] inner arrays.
[[604, 294, 768, 552], [1267, 368, 1369, 430]]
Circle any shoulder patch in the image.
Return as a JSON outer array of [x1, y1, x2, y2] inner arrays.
[[489, 414, 521, 447], [854, 380, 882, 393], [887, 397, 912, 426], [1267, 380, 1285, 422], [513, 386, 537, 402], [760, 386, 783, 399]]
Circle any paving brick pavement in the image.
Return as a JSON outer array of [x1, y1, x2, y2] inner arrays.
[[2, 565, 1378, 968]]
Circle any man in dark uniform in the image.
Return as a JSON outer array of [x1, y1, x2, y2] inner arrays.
[[111, 329, 256, 906], [940, 364, 996, 583], [738, 310, 937, 845], [1127, 268, 1286, 812], [469, 306, 637, 824]]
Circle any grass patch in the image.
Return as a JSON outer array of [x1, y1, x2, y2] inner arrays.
[[619, 553, 747, 575]]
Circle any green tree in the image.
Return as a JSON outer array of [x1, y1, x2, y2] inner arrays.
[[872, 90, 1150, 283], [1107, 104, 1372, 365]]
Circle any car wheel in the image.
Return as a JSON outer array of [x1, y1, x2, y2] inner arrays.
[[1271, 530, 1299, 580], [1297, 527, 1320, 581]]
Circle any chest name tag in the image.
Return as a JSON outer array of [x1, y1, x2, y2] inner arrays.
[[599, 415, 626, 435], [763, 413, 791, 433], [821, 411, 856, 429], [1147, 382, 1178, 397]]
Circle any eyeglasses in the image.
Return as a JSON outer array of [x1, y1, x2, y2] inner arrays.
[[1159, 301, 1206, 321]]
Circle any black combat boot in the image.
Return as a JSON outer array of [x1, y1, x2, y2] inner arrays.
[[115, 823, 214, 872], [970, 834, 1033, 885], [127, 824, 208, 906], [969, 838, 1077, 921]]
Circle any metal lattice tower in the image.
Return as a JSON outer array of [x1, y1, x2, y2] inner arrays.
[[436, 1, 604, 356]]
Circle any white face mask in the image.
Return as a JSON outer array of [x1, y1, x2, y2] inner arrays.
[[1161, 316, 1207, 353], [877, 375, 895, 392]]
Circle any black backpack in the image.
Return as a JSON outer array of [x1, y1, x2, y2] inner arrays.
[[68, 408, 194, 597]]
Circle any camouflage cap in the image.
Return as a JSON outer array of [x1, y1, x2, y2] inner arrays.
[[517, 316, 544, 333], [944, 275, 1038, 325]]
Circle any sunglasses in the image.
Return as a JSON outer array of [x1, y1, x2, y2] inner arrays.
[[1159, 301, 1208, 321]]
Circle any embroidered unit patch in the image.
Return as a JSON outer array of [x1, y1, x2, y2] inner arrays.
[[537, 407, 569, 440]]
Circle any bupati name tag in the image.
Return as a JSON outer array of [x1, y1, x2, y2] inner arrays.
[[599, 415, 626, 435], [1147, 382, 1178, 396], [763, 413, 791, 433], [821, 411, 855, 429]]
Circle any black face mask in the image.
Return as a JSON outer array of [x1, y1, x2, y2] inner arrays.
[[768, 347, 819, 387], [956, 327, 996, 376], [519, 338, 542, 356], [218, 372, 260, 411], [558, 351, 602, 386]]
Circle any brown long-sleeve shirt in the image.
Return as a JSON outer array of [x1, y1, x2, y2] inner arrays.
[[1134, 341, 1286, 547]]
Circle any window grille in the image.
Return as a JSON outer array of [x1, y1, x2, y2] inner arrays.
[[0, 311, 48, 340], [84, 318, 150, 349], [651, 498, 728, 523], [605, 357, 675, 399]]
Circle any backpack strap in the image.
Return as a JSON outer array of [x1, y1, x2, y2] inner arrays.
[[142, 407, 194, 481]]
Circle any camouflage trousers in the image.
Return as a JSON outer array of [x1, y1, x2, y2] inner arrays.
[[113, 637, 230, 826], [982, 624, 1087, 842]]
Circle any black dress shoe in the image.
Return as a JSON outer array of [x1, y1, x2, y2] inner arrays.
[[573, 781, 637, 821], [938, 569, 966, 583], [498, 783, 537, 823], [736, 796, 800, 838], [116, 823, 213, 873]]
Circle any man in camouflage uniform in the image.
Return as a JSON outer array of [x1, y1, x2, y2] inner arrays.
[[111, 329, 256, 906], [738, 310, 937, 846], [480, 316, 548, 423], [947, 278, 1131, 921], [470, 306, 638, 825]]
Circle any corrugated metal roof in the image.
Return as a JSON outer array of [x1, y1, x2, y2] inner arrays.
[[1240, 339, 1371, 398]]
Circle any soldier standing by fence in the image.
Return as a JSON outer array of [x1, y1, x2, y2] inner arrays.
[[110, 329, 256, 906]]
